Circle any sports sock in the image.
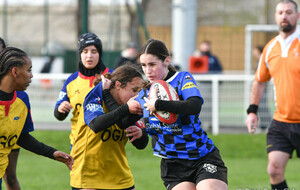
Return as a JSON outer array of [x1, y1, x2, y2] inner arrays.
[[271, 180, 288, 190]]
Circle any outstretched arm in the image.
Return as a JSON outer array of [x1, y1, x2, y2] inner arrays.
[[17, 133, 73, 170]]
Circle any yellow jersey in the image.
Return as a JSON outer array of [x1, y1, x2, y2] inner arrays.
[[0, 91, 34, 178], [70, 84, 134, 189]]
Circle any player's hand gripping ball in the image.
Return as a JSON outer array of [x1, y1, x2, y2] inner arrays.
[[149, 80, 179, 124]]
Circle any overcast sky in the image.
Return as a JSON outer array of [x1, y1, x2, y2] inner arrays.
[[0, 0, 138, 6]]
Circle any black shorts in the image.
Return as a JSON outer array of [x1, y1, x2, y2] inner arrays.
[[160, 147, 228, 190], [267, 119, 300, 157]]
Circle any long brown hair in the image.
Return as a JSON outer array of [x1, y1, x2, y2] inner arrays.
[[138, 39, 176, 72], [94, 64, 146, 89]]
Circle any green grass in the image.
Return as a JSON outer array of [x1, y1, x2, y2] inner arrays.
[[2, 131, 300, 190]]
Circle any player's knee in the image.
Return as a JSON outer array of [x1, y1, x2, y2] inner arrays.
[[267, 162, 284, 179]]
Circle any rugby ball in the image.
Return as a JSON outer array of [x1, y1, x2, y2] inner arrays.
[[149, 80, 179, 124]]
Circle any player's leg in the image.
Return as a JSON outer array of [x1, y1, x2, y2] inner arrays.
[[80, 188, 135, 190], [78, 185, 135, 190], [195, 147, 228, 190], [266, 120, 294, 189], [172, 181, 196, 190], [267, 151, 289, 188], [160, 158, 197, 190], [268, 122, 300, 189], [162, 147, 227, 190], [196, 179, 227, 190], [3, 149, 21, 190]]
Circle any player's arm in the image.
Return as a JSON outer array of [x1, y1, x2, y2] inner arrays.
[[132, 128, 148, 149], [246, 80, 266, 134], [17, 133, 56, 159], [102, 89, 141, 127], [103, 89, 119, 111], [249, 80, 266, 105], [125, 125, 149, 149], [102, 89, 148, 148], [88, 98, 141, 133], [89, 105, 141, 133], [155, 96, 202, 115], [89, 104, 131, 133], [54, 103, 70, 121], [54, 80, 73, 121], [17, 133, 73, 170]]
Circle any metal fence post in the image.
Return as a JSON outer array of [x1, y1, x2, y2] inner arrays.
[[212, 76, 219, 135]]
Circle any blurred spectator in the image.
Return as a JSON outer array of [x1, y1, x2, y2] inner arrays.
[[39, 41, 64, 89], [41, 55, 55, 73], [252, 45, 271, 130], [252, 45, 264, 64], [193, 40, 223, 74], [114, 42, 138, 69], [40, 55, 56, 89], [192, 40, 223, 130]]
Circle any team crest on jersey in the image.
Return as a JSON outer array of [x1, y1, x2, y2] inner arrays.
[[182, 82, 196, 90], [86, 103, 103, 112], [203, 163, 217, 174], [184, 75, 193, 81], [14, 116, 20, 120], [75, 89, 80, 94], [95, 96, 101, 103], [57, 91, 67, 101]]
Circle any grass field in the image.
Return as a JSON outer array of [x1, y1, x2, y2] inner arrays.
[[2, 130, 300, 190]]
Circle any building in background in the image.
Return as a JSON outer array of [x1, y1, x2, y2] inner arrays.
[[0, 0, 286, 72]]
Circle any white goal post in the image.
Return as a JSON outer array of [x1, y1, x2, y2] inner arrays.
[[244, 24, 279, 75], [243, 25, 279, 130]]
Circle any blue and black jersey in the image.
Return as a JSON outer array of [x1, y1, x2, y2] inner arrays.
[[135, 71, 214, 160]]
